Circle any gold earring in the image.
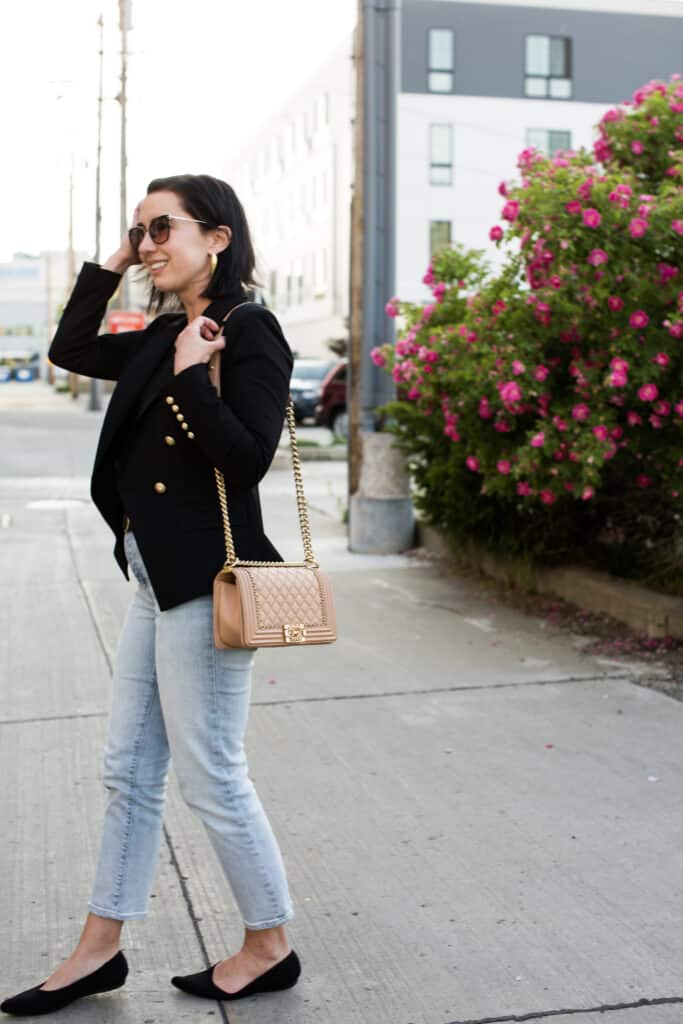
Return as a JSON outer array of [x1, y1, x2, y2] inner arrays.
[[209, 252, 218, 276]]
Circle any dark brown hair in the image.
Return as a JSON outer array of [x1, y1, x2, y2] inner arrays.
[[144, 173, 263, 313]]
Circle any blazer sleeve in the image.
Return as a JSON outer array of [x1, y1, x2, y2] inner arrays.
[[168, 305, 294, 489], [48, 262, 145, 381]]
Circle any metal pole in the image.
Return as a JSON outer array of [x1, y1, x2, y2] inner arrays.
[[89, 12, 104, 412], [348, 0, 399, 498], [348, 0, 365, 500], [67, 159, 79, 400], [118, 0, 130, 310]]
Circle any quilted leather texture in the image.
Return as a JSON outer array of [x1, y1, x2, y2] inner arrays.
[[213, 566, 337, 649]]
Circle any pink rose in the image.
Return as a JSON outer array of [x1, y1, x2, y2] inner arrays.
[[370, 348, 387, 367], [565, 200, 582, 214], [672, 220, 683, 235], [592, 425, 609, 440], [637, 384, 658, 401], [384, 300, 399, 318], [540, 490, 556, 505], [517, 481, 533, 496], [637, 474, 652, 488], [626, 411, 642, 426], [629, 310, 649, 329], [631, 140, 645, 155], [610, 357, 629, 372], [582, 208, 601, 228], [534, 365, 549, 382], [499, 381, 522, 403], [502, 200, 519, 221], [466, 456, 480, 472], [478, 397, 493, 419], [675, 401, 683, 417], [587, 248, 608, 266], [582, 487, 595, 501], [497, 460, 511, 475], [530, 431, 545, 448], [512, 360, 525, 376], [572, 403, 590, 421], [610, 371, 628, 388], [607, 296, 624, 311], [489, 225, 504, 241], [653, 352, 670, 367], [629, 217, 648, 238], [668, 322, 683, 339], [654, 400, 671, 416]]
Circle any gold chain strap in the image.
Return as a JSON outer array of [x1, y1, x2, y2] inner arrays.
[[212, 304, 319, 571]]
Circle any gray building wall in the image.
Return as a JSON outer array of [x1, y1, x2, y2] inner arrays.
[[402, 1, 683, 102]]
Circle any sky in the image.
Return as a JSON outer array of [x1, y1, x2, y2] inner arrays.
[[0, 0, 357, 262]]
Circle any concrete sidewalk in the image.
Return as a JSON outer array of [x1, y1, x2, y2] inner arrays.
[[1, 388, 682, 1023]]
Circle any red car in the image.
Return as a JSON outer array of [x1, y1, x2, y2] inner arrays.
[[314, 359, 348, 439]]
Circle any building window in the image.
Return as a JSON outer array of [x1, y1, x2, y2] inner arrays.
[[526, 127, 572, 155], [428, 28, 454, 93], [429, 124, 453, 186], [430, 221, 452, 257], [525, 35, 572, 99]]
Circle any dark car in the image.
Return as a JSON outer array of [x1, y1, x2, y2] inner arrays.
[[289, 358, 337, 423], [314, 359, 348, 439]]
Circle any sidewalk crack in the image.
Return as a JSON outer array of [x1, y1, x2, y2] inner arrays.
[[444, 993, 683, 1023]]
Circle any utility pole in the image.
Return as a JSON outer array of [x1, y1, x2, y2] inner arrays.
[[348, 0, 409, 553], [117, 0, 131, 310], [67, 158, 79, 400], [89, 12, 104, 412], [348, 2, 365, 498]]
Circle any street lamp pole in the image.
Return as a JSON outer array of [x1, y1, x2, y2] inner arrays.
[[118, 0, 131, 311], [89, 12, 105, 412]]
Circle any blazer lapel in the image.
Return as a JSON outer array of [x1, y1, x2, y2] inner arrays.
[[93, 323, 176, 472], [93, 292, 249, 471]]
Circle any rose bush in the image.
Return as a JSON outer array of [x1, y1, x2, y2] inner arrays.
[[373, 75, 683, 590]]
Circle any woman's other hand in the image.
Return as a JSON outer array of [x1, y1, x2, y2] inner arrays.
[[102, 202, 144, 275], [173, 316, 225, 376]]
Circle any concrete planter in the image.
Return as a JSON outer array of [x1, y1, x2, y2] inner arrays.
[[349, 431, 415, 553], [417, 521, 683, 640]]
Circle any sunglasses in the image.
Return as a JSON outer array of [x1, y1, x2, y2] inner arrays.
[[128, 213, 207, 251]]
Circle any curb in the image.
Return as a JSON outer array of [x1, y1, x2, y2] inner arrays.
[[417, 522, 683, 641]]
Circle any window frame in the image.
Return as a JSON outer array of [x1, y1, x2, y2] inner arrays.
[[523, 34, 572, 100], [525, 127, 572, 156], [429, 123, 453, 187], [429, 220, 452, 258], [427, 27, 454, 94]]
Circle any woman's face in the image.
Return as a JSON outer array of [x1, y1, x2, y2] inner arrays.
[[135, 189, 222, 296]]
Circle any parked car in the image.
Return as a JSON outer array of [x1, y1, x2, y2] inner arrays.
[[289, 358, 337, 423], [0, 348, 42, 381], [314, 359, 348, 439]]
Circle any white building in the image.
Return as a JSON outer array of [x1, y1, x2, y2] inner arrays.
[[225, 35, 354, 358], [397, 0, 683, 302], [225, 0, 683, 350]]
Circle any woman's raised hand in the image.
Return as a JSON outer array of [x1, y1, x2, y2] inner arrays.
[[173, 316, 226, 377], [102, 202, 143, 274]]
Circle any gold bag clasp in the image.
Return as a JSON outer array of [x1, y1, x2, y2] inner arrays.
[[283, 623, 306, 643]]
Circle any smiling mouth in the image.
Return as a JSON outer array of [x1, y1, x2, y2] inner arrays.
[[147, 260, 168, 274]]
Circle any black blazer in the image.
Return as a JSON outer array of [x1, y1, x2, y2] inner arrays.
[[48, 262, 294, 611]]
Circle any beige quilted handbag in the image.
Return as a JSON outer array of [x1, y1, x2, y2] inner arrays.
[[209, 303, 338, 649]]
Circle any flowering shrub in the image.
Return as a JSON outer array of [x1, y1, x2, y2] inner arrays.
[[373, 76, 683, 590]]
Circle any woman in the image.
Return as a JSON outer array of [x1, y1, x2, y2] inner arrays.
[[1, 174, 300, 1017]]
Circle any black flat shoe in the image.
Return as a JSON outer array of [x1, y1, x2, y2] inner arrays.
[[171, 948, 301, 1001], [0, 950, 128, 1017]]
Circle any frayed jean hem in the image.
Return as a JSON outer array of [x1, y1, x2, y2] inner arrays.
[[88, 901, 148, 921], [243, 908, 296, 930]]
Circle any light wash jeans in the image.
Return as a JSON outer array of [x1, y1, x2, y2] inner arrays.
[[88, 530, 295, 929]]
